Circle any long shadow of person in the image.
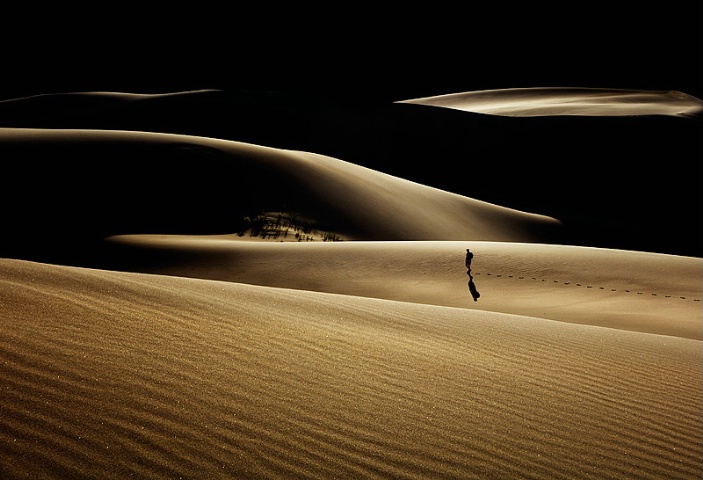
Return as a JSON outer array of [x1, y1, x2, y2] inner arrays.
[[466, 248, 480, 301], [468, 273, 480, 302]]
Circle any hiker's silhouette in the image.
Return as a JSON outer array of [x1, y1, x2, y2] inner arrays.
[[465, 248, 480, 301]]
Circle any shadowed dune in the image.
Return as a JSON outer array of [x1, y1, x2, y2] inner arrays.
[[0, 88, 699, 256], [1, 258, 701, 479], [0, 127, 560, 263]]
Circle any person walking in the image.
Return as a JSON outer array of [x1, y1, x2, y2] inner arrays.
[[465, 248, 474, 272], [465, 248, 480, 301]]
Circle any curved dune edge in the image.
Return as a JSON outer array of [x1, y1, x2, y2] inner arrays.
[[396, 87, 703, 117], [1, 258, 701, 479], [101, 237, 703, 340], [0, 127, 560, 243], [0, 89, 219, 104]]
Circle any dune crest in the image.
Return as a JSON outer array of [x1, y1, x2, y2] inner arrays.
[[397, 87, 703, 117]]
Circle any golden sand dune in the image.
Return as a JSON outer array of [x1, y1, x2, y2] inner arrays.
[[1, 258, 701, 479], [397, 87, 703, 117], [102, 237, 703, 340]]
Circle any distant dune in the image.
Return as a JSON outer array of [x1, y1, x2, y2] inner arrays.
[[0, 127, 560, 262], [0, 87, 700, 479], [396, 87, 703, 117]]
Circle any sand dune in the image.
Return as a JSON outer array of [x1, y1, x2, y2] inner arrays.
[[1, 87, 701, 479], [99, 236, 703, 340], [1, 258, 701, 479], [396, 87, 703, 117], [0, 127, 560, 261]]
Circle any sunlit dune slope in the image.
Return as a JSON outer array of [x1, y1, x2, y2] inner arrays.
[[1, 258, 701, 479], [101, 236, 703, 340], [0, 127, 560, 260]]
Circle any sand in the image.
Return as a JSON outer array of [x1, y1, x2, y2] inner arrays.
[[0, 127, 560, 245], [101, 236, 702, 341], [396, 87, 703, 118], [0, 87, 701, 479], [1, 256, 701, 479]]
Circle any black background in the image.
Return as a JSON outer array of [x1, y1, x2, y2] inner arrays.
[[1, 5, 700, 102]]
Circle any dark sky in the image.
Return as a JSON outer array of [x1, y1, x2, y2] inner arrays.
[[1, 5, 700, 102]]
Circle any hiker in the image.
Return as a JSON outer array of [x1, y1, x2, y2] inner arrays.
[[465, 248, 480, 301], [465, 248, 474, 272]]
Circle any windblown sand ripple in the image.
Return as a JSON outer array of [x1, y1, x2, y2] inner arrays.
[[1, 258, 701, 479]]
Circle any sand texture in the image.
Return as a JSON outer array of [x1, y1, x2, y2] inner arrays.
[[1, 87, 701, 479], [1, 258, 701, 479]]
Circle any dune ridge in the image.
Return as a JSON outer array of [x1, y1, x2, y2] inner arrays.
[[396, 87, 703, 117], [0, 89, 221, 121], [1, 258, 701, 479]]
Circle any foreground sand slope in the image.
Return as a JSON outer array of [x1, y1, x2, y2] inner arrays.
[[102, 236, 702, 340], [1, 258, 701, 479]]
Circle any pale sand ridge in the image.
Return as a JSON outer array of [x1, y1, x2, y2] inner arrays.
[[397, 87, 703, 117], [0, 89, 220, 106]]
